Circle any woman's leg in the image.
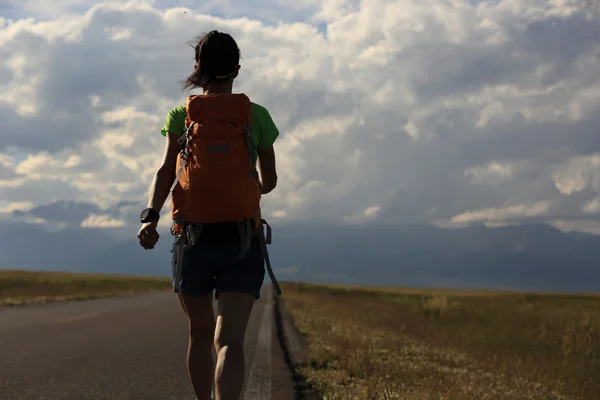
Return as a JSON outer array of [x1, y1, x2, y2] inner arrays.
[[179, 293, 216, 400], [213, 292, 256, 400], [211, 234, 265, 400]]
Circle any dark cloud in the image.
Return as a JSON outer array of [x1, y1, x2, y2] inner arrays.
[[20, 200, 102, 225], [0, 163, 15, 180]]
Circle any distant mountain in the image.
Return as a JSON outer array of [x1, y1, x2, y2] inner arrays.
[[80, 234, 173, 277], [0, 222, 118, 272], [266, 223, 600, 292], [1, 221, 599, 293]]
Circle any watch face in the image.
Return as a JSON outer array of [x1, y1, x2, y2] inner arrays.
[[141, 208, 159, 222]]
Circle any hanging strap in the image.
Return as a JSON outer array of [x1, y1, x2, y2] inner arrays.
[[186, 223, 203, 246], [172, 233, 186, 292], [257, 219, 281, 296], [169, 122, 196, 194], [237, 219, 253, 259], [171, 222, 203, 293], [261, 218, 272, 244]]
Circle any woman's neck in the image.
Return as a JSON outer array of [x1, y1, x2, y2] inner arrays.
[[203, 83, 233, 95]]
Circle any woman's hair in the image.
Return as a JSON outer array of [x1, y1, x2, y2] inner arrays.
[[182, 30, 241, 91]]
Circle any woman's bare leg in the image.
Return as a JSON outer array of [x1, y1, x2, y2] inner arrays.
[[178, 293, 216, 400], [213, 292, 256, 400]]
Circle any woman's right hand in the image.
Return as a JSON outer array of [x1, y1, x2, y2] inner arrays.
[[137, 222, 160, 250]]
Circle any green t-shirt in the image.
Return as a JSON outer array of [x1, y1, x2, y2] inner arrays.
[[160, 101, 279, 150]]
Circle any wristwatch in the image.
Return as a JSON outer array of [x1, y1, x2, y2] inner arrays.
[[140, 208, 160, 224]]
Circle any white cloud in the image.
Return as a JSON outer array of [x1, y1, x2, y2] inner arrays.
[[104, 26, 133, 41], [26, 217, 47, 225], [81, 213, 126, 228], [0, 201, 34, 214], [553, 153, 600, 195], [364, 206, 381, 218], [64, 155, 82, 168], [15, 152, 65, 177], [450, 201, 553, 225], [0, 154, 14, 167], [583, 197, 600, 214], [0, 0, 599, 234], [271, 210, 288, 219], [343, 205, 382, 223], [484, 221, 521, 228], [550, 219, 600, 235], [464, 161, 515, 186]]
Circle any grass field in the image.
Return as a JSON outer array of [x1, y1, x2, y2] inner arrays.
[[280, 282, 600, 400], [0, 269, 172, 307]]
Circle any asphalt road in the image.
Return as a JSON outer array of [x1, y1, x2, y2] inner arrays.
[[0, 285, 295, 400]]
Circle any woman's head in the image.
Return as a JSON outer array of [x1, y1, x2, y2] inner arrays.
[[182, 30, 241, 92]]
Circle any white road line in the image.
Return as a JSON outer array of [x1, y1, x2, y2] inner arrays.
[[243, 288, 273, 400], [56, 313, 99, 323]]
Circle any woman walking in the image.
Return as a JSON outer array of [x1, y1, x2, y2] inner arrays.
[[136, 30, 279, 400]]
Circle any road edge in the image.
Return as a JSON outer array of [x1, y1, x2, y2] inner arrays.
[[0, 289, 172, 308], [273, 288, 322, 400]]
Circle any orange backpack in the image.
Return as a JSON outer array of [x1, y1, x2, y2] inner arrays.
[[168, 93, 282, 296], [170, 93, 261, 232]]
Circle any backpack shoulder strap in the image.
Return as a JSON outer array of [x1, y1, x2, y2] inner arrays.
[[184, 95, 199, 129]]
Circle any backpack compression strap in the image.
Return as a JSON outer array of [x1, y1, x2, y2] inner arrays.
[[258, 219, 281, 296]]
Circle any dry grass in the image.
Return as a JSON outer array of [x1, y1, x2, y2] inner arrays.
[[281, 281, 600, 400], [0, 269, 171, 307]]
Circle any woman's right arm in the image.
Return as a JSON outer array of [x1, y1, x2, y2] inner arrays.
[[146, 131, 181, 212], [138, 131, 180, 249], [257, 145, 277, 195]]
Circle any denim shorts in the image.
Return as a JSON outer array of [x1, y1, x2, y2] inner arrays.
[[171, 223, 266, 300]]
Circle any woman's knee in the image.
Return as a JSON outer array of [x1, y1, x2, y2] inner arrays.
[[213, 292, 255, 351], [189, 319, 215, 344], [215, 343, 244, 362], [179, 294, 215, 343], [214, 328, 244, 355]]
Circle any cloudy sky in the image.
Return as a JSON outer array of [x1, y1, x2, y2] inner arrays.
[[1, 0, 600, 236]]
